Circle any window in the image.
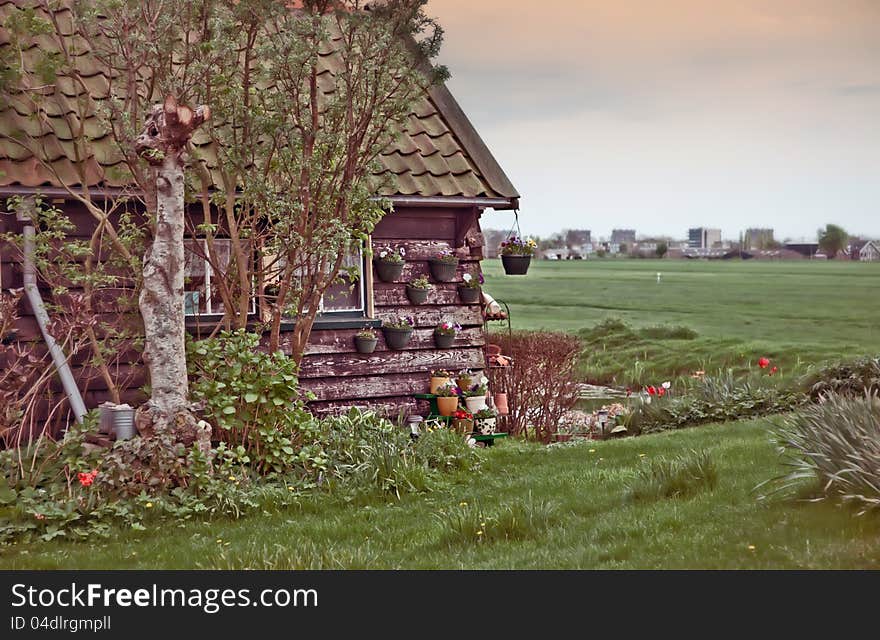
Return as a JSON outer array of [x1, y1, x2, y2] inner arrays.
[[184, 239, 256, 318], [319, 248, 365, 315]]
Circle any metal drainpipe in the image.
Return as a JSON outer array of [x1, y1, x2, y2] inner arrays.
[[21, 223, 88, 423]]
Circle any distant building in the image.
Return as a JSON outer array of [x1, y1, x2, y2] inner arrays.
[[785, 242, 820, 258], [849, 238, 868, 260], [744, 228, 775, 250], [611, 229, 636, 245], [564, 229, 591, 248], [860, 241, 880, 262], [688, 228, 722, 249]]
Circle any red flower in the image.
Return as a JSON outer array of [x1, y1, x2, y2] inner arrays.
[[658, 387, 666, 397], [78, 469, 99, 488], [770, 366, 779, 376], [758, 357, 771, 369], [646, 386, 657, 396]]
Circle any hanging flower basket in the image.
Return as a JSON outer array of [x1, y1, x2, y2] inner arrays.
[[434, 331, 456, 349], [354, 330, 378, 354], [458, 286, 481, 304], [382, 315, 415, 350], [501, 254, 531, 276], [429, 251, 459, 282], [374, 259, 405, 283]]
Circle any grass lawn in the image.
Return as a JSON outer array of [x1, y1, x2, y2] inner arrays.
[[3, 418, 879, 569], [483, 259, 880, 385]]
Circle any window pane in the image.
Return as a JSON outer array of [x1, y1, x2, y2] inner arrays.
[[184, 240, 208, 316], [322, 249, 363, 313]]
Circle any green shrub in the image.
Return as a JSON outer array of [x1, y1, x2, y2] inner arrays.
[[627, 449, 718, 501], [627, 371, 805, 434], [802, 356, 880, 400], [187, 330, 325, 477], [762, 393, 880, 514], [640, 325, 698, 341]]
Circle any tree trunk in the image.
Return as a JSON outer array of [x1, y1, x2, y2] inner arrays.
[[134, 96, 211, 451]]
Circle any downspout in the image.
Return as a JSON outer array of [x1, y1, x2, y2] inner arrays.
[[20, 218, 88, 423]]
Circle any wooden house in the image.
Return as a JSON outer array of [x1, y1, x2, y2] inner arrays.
[[0, 1, 520, 431]]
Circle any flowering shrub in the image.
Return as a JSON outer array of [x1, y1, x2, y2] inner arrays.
[[435, 320, 462, 336], [460, 272, 483, 289], [500, 236, 537, 256], [376, 246, 406, 264], [433, 249, 459, 264], [383, 315, 415, 330], [408, 274, 432, 290]]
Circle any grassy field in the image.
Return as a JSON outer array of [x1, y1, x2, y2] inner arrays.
[[2, 418, 879, 570], [483, 259, 880, 385]]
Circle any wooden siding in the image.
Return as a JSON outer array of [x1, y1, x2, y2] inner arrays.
[[1, 202, 488, 431]]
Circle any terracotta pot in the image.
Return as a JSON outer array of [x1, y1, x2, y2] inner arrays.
[[429, 258, 458, 282], [493, 392, 509, 416], [437, 396, 460, 417], [434, 331, 456, 349], [354, 336, 378, 354], [406, 285, 430, 305], [456, 374, 473, 391], [430, 376, 451, 395], [465, 396, 488, 413], [374, 259, 405, 283], [458, 286, 481, 304], [383, 327, 413, 350], [501, 255, 531, 275]]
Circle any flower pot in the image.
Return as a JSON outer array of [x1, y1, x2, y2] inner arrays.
[[383, 327, 413, 350], [406, 285, 430, 305], [354, 335, 378, 354], [458, 286, 481, 304], [493, 392, 509, 416], [475, 417, 497, 435], [434, 331, 456, 349], [452, 418, 474, 434], [501, 254, 531, 275], [374, 259, 405, 283], [456, 374, 473, 392], [437, 396, 460, 417], [465, 396, 488, 413], [429, 258, 458, 282], [430, 376, 451, 395]]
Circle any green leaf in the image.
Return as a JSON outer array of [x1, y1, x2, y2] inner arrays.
[[222, 406, 236, 415], [244, 393, 259, 404], [273, 398, 286, 407]]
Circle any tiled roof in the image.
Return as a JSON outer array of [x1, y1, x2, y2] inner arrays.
[[0, 0, 518, 204]]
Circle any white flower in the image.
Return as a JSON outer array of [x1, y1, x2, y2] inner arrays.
[[399, 247, 406, 257], [480, 376, 489, 385], [379, 251, 388, 258], [462, 273, 473, 283], [662, 381, 672, 389]]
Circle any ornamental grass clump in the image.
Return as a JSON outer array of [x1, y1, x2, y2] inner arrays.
[[627, 449, 718, 501], [761, 393, 880, 514]]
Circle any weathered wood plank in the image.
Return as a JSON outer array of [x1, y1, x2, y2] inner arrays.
[[375, 305, 483, 328], [305, 327, 485, 355], [300, 346, 485, 379], [373, 215, 456, 241], [309, 396, 419, 419], [371, 240, 469, 261], [373, 282, 472, 307], [371, 260, 481, 286], [302, 367, 486, 403]]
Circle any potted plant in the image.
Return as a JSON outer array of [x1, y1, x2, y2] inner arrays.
[[455, 369, 474, 392], [499, 236, 537, 275], [354, 328, 378, 354], [406, 274, 432, 305], [463, 375, 490, 413], [382, 315, 414, 350], [474, 408, 498, 435], [429, 249, 459, 282], [433, 320, 461, 349], [430, 369, 453, 395], [458, 271, 482, 304], [435, 382, 461, 417], [374, 246, 406, 282], [452, 409, 475, 434]]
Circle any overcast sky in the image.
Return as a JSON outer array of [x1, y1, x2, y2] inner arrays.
[[428, 0, 880, 241]]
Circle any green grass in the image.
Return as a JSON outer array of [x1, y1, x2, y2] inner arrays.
[[483, 259, 880, 385], [3, 419, 879, 569]]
